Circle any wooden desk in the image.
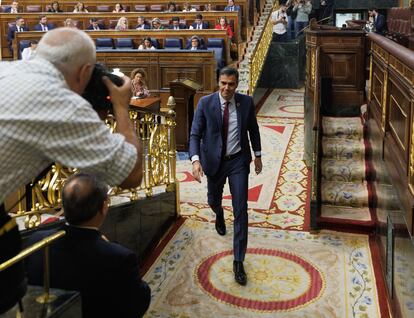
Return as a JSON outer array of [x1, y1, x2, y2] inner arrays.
[[130, 96, 160, 112], [0, 10, 241, 59]]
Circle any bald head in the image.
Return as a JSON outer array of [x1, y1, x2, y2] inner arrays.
[[62, 173, 108, 226], [36, 27, 96, 75]]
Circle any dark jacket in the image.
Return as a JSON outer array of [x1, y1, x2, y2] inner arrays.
[[26, 225, 151, 318], [189, 92, 261, 176]]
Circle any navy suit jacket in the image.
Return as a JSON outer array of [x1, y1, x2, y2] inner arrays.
[[26, 225, 151, 318], [87, 23, 106, 30], [135, 23, 151, 29], [169, 23, 187, 29], [7, 25, 29, 43], [191, 21, 209, 29], [374, 14, 386, 35], [189, 92, 261, 176], [34, 23, 55, 31], [224, 5, 241, 12]]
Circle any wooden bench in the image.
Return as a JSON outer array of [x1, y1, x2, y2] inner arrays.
[[13, 29, 230, 65], [1, 11, 240, 59], [0, 0, 251, 31], [386, 7, 411, 48]]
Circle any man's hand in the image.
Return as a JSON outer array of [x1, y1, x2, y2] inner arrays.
[[192, 160, 204, 183], [254, 157, 262, 175], [102, 75, 132, 113]]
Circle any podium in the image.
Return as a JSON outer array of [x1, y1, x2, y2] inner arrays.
[[169, 78, 202, 151]]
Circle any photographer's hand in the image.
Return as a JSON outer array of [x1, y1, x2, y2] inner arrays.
[[102, 75, 143, 189]]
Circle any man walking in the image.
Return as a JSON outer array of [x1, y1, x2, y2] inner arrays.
[[189, 67, 262, 285]]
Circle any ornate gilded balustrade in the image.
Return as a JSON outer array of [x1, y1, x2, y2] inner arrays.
[[248, 2, 277, 95], [8, 97, 178, 229]]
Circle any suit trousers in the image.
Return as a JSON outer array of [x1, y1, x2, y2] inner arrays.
[[207, 153, 249, 262]]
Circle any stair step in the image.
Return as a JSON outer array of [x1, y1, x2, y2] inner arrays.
[[321, 205, 372, 222], [322, 116, 363, 139], [321, 159, 366, 182], [322, 137, 365, 160], [321, 181, 369, 207]]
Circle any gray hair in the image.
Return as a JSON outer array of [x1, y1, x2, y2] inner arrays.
[[36, 27, 96, 75]]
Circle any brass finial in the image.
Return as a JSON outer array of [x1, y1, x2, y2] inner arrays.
[[167, 96, 176, 110]]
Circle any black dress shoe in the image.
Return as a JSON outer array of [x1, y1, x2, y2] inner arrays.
[[233, 261, 247, 286], [215, 213, 226, 236]]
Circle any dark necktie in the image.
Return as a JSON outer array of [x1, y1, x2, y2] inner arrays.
[[222, 101, 230, 156]]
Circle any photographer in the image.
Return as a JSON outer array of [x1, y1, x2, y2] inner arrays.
[[0, 28, 142, 313], [293, 0, 312, 37], [271, 4, 288, 42]]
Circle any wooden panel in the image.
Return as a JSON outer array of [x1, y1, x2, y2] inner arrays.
[[370, 59, 385, 130]]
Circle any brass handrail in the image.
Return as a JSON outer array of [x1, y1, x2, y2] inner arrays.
[[0, 230, 66, 304], [248, 2, 279, 95]]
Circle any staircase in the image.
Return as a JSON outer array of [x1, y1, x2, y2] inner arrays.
[[237, 0, 276, 94], [317, 116, 376, 231]]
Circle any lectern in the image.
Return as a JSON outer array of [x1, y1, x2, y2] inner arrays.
[[169, 78, 202, 151]]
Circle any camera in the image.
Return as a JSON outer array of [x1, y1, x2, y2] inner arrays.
[[82, 63, 124, 111]]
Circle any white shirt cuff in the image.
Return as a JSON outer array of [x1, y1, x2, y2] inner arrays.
[[191, 155, 200, 163]]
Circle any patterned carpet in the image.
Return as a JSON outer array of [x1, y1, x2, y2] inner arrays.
[[141, 89, 389, 318], [143, 219, 383, 318]]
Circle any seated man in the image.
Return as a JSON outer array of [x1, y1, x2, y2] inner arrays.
[[169, 16, 187, 30], [26, 173, 151, 318], [135, 16, 150, 30], [87, 18, 105, 30], [7, 16, 28, 54], [224, 0, 240, 12], [34, 15, 55, 32], [190, 14, 209, 30], [5, 1, 19, 13], [185, 35, 206, 50]]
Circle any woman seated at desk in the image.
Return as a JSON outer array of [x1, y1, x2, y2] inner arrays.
[[138, 37, 156, 50], [215, 16, 234, 39], [115, 17, 128, 31], [131, 68, 150, 98]]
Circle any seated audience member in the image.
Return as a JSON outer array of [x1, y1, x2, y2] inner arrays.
[[224, 0, 241, 12], [73, 2, 88, 13], [7, 16, 28, 53], [215, 16, 233, 39], [204, 4, 215, 11], [87, 18, 105, 30], [26, 173, 151, 318], [271, 4, 288, 42], [190, 14, 209, 29], [166, 2, 177, 12], [182, 2, 196, 12], [186, 35, 206, 50], [5, 1, 19, 13], [151, 18, 164, 30], [21, 40, 38, 61], [63, 18, 78, 28], [169, 16, 187, 30], [369, 8, 386, 35], [138, 37, 155, 50], [115, 17, 128, 31], [47, 1, 63, 13], [34, 15, 55, 32], [135, 16, 150, 29], [131, 69, 150, 98], [113, 3, 125, 13]]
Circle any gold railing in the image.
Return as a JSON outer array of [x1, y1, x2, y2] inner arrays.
[[8, 97, 177, 229], [0, 230, 66, 304], [248, 2, 279, 95]]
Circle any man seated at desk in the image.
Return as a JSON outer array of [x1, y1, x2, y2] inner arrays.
[[26, 173, 151, 318]]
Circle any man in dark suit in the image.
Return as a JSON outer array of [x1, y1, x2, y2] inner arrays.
[[7, 16, 28, 54], [4, 1, 19, 13], [33, 15, 55, 31], [135, 16, 150, 29], [189, 67, 262, 286], [26, 173, 151, 318], [87, 18, 105, 30], [169, 16, 187, 30], [224, 0, 241, 12], [190, 14, 209, 30], [369, 8, 386, 35]]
